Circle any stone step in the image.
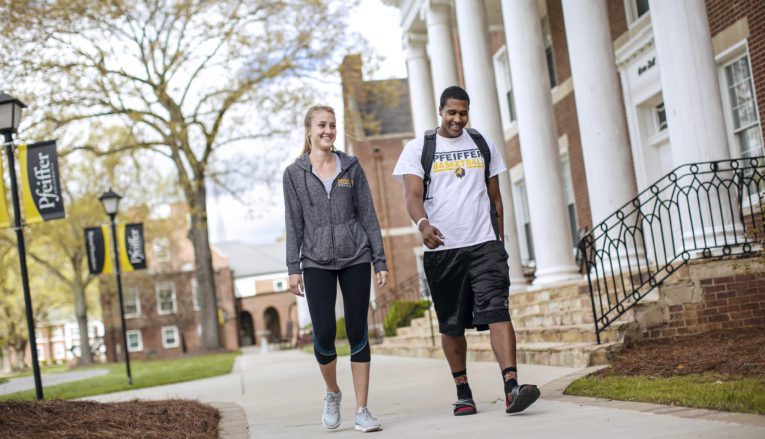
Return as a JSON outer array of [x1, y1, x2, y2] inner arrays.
[[507, 283, 588, 307], [389, 323, 623, 346], [374, 341, 619, 368], [510, 308, 595, 328]]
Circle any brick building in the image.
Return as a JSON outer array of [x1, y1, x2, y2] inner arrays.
[[357, 0, 764, 285], [342, 0, 765, 343], [214, 241, 311, 346], [99, 204, 239, 361]]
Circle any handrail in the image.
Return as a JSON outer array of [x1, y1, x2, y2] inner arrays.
[[578, 157, 765, 343]]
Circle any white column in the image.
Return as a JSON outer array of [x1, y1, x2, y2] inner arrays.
[[650, 0, 737, 249], [649, 0, 730, 164], [501, 0, 580, 285], [404, 32, 438, 135], [425, 0, 459, 102], [561, 0, 637, 225], [455, 0, 527, 287]]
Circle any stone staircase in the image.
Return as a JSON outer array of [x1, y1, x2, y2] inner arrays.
[[374, 280, 630, 368]]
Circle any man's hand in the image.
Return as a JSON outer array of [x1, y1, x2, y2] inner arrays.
[[420, 221, 445, 249], [376, 271, 388, 287], [289, 273, 304, 297]]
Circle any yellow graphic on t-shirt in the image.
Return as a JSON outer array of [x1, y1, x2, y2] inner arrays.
[[432, 149, 486, 174]]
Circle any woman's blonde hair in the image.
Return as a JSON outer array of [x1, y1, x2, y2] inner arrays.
[[302, 105, 336, 155]]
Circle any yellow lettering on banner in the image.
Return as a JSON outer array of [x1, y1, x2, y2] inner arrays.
[[0, 156, 9, 228], [19, 144, 43, 224]]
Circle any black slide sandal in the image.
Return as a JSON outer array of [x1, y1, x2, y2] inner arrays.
[[505, 384, 540, 414]]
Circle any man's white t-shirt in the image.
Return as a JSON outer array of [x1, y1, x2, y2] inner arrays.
[[392, 129, 507, 252]]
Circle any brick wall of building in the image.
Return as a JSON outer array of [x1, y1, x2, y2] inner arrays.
[[238, 291, 298, 344], [644, 273, 765, 339]]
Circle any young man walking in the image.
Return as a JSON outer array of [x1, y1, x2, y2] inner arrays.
[[392, 86, 539, 416]]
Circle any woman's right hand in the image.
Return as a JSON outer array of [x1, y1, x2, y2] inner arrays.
[[289, 274, 305, 297]]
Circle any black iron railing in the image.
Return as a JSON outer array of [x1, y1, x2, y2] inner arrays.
[[578, 157, 765, 343]]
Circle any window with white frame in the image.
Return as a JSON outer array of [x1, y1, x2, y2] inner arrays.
[[273, 278, 288, 292], [126, 330, 143, 352], [493, 46, 516, 131], [722, 53, 763, 159], [541, 15, 557, 88], [161, 326, 180, 349], [124, 287, 141, 318], [156, 282, 177, 315], [560, 151, 579, 247], [37, 346, 45, 361], [512, 179, 535, 265], [626, 0, 650, 25], [51, 327, 64, 340], [152, 238, 171, 263], [54, 343, 65, 360], [191, 278, 200, 311]]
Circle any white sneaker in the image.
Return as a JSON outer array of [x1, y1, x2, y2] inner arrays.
[[322, 391, 342, 429], [354, 407, 382, 432]]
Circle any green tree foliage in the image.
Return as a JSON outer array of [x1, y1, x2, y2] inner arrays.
[[1, 0, 360, 349]]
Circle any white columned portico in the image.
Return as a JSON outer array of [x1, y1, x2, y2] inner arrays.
[[404, 32, 438, 135], [501, 0, 580, 285], [454, 0, 527, 287], [561, 0, 637, 225], [649, 0, 737, 248], [425, 0, 459, 102], [648, 0, 730, 164]]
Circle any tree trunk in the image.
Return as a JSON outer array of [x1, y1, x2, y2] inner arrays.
[[73, 262, 93, 365], [188, 185, 221, 350]]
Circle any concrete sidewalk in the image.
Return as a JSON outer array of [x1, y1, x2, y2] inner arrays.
[[1, 368, 109, 395], [87, 347, 765, 438]]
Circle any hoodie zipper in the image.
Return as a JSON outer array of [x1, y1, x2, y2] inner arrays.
[[306, 163, 351, 268]]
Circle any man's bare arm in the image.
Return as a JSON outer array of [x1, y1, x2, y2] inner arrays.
[[486, 175, 505, 241], [403, 174, 445, 249]]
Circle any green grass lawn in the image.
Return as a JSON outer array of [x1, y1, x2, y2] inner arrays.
[[565, 373, 765, 415], [0, 351, 239, 401]]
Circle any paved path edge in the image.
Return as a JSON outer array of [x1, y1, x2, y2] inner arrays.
[[539, 365, 765, 427], [209, 401, 250, 439]]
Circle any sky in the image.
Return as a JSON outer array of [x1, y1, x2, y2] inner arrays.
[[206, 0, 407, 246]]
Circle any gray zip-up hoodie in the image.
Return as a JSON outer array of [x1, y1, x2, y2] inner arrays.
[[283, 151, 387, 275]]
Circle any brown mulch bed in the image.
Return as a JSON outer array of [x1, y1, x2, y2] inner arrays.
[[0, 399, 219, 439], [598, 328, 765, 377]]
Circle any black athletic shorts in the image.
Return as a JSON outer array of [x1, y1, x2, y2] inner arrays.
[[423, 240, 511, 336]]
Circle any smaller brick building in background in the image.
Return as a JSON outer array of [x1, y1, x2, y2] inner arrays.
[[99, 203, 239, 361]]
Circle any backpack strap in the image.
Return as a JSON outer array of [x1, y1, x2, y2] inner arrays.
[[465, 128, 500, 240], [465, 128, 491, 183], [421, 129, 437, 201]]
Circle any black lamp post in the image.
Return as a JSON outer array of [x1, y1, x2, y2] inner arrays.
[[99, 188, 132, 385], [0, 92, 43, 401]]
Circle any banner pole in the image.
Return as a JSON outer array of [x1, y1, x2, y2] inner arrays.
[[3, 132, 43, 400], [109, 215, 132, 385]]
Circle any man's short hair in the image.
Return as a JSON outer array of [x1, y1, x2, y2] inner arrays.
[[439, 86, 470, 108]]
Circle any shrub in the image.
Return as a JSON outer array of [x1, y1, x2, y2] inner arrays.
[[383, 300, 431, 337]]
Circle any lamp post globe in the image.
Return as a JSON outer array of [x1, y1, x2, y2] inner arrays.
[[99, 188, 122, 216], [0, 92, 27, 136]]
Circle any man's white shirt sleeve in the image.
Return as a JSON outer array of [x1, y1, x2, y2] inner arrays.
[[392, 137, 425, 180], [486, 135, 507, 178]]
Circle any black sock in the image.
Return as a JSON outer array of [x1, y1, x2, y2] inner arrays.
[[502, 367, 518, 396], [452, 369, 472, 400]]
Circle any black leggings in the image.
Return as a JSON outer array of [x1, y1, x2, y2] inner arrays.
[[303, 263, 371, 365]]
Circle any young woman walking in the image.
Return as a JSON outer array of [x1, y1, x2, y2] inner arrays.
[[283, 105, 388, 432]]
